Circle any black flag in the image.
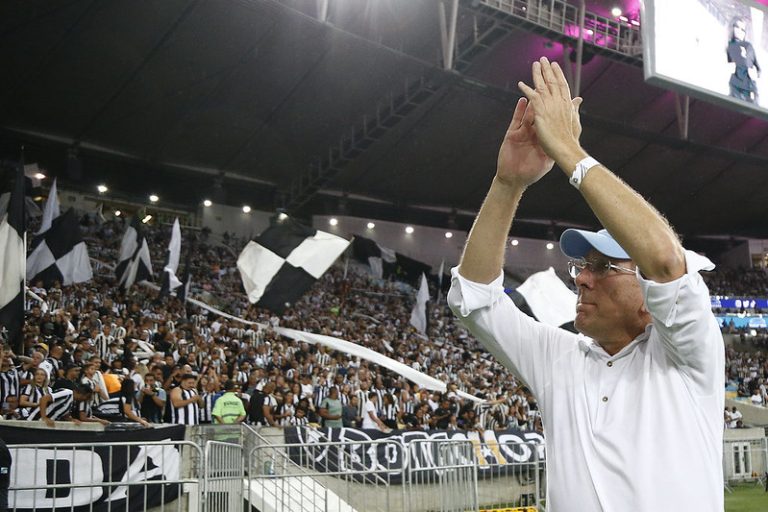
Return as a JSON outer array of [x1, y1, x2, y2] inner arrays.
[[0, 157, 27, 354]]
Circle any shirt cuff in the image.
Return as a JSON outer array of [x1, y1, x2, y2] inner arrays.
[[637, 250, 714, 328], [449, 266, 506, 317]]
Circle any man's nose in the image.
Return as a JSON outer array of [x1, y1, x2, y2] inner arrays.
[[574, 268, 595, 288]]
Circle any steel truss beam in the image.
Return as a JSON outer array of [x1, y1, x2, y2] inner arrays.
[[285, 77, 441, 213]]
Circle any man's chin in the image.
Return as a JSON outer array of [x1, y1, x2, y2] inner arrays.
[[573, 316, 591, 336]]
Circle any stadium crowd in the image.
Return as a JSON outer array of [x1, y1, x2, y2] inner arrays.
[[3, 212, 767, 430], [3, 215, 540, 432]]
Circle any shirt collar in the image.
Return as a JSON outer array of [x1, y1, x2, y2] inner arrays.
[[581, 323, 652, 359]]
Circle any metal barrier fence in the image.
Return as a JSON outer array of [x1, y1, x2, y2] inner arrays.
[[480, 440, 545, 510], [247, 438, 407, 512], [7, 425, 768, 512], [406, 439, 478, 512], [243, 435, 544, 512], [204, 441, 244, 512], [7, 440, 202, 512]]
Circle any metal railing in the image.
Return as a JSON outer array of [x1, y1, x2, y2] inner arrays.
[[473, 0, 643, 63], [244, 435, 535, 512], [204, 441, 244, 512], [8, 440, 202, 512]]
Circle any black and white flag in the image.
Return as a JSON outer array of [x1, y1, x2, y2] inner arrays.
[[115, 217, 153, 290], [26, 208, 93, 287], [0, 159, 26, 353], [351, 235, 431, 285], [36, 177, 60, 235], [237, 218, 350, 313], [158, 218, 182, 298]]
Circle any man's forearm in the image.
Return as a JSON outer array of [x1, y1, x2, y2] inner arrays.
[[555, 146, 684, 282], [459, 178, 525, 284]]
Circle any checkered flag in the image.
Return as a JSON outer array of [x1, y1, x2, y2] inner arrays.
[[0, 158, 26, 353], [237, 218, 350, 313], [26, 208, 93, 287]]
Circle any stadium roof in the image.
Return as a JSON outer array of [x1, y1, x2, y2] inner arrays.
[[2, 0, 768, 254]]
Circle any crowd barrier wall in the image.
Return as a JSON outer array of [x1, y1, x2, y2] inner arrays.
[[2, 421, 765, 511]]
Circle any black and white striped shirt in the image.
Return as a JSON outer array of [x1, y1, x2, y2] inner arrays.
[[21, 384, 51, 418], [76, 399, 92, 419], [27, 389, 73, 421], [401, 398, 416, 416], [287, 414, 308, 427], [373, 389, 386, 414], [16, 366, 35, 384], [171, 388, 199, 426], [316, 352, 330, 367], [355, 390, 368, 417], [382, 403, 399, 422], [199, 392, 215, 424], [279, 403, 296, 427], [314, 385, 330, 408], [94, 396, 127, 417], [0, 369, 20, 404], [95, 333, 114, 360]]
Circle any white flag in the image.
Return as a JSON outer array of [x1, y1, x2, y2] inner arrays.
[[517, 267, 577, 327], [163, 218, 183, 291], [437, 258, 445, 302], [37, 178, 60, 234], [409, 273, 430, 334]]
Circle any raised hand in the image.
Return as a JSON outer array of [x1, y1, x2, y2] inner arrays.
[[517, 57, 584, 166], [496, 97, 554, 188]]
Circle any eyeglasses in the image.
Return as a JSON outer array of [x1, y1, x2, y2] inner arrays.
[[567, 258, 635, 279]]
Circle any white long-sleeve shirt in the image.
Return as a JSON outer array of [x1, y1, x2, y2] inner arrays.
[[448, 250, 724, 512]]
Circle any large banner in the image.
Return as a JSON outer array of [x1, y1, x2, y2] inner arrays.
[[284, 426, 544, 484], [1, 425, 186, 512]]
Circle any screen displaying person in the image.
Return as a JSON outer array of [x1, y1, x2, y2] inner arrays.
[[727, 17, 760, 103]]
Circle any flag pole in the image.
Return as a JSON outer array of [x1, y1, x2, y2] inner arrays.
[[18, 147, 27, 356]]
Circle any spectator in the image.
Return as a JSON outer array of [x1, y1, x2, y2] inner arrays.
[[212, 381, 246, 424], [94, 379, 150, 427], [319, 386, 343, 428], [361, 391, 388, 431], [170, 374, 201, 426], [138, 373, 166, 423], [342, 395, 360, 428]]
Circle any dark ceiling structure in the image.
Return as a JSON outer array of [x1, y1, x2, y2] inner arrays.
[[2, 0, 768, 255]]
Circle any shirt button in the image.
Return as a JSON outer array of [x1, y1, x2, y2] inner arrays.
[[607, 361, 613, 367], [602, 396, 608, 402]]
